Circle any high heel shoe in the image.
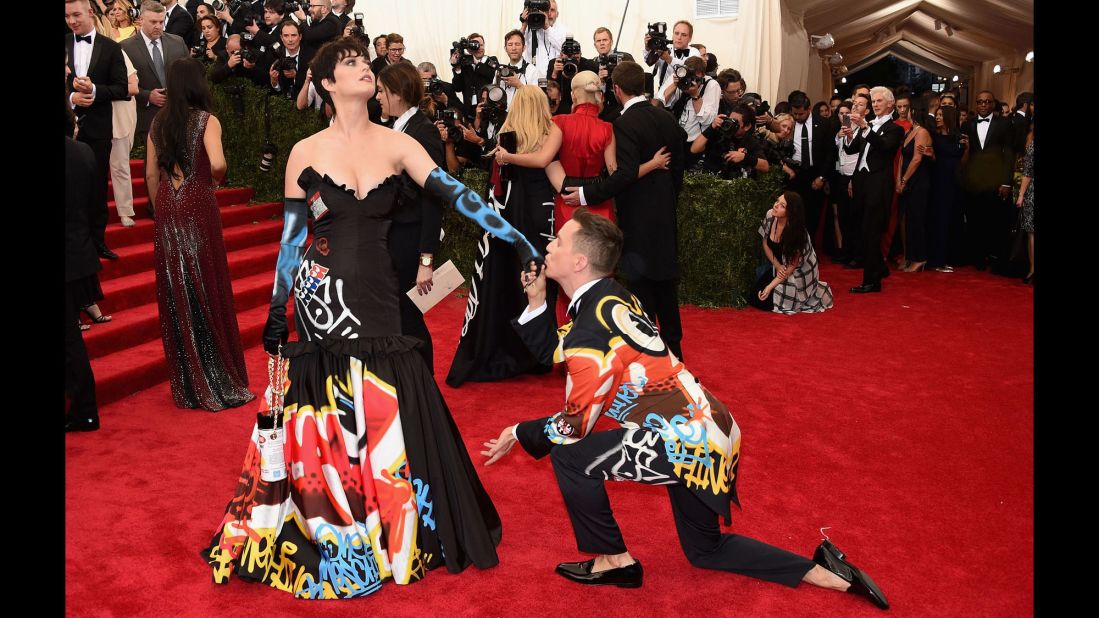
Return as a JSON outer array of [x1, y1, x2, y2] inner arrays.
[[902, 261, 926, 272], [813, 539, 890, 610], [1023, 272, 1034, 284], [81, 306, 112, 324]]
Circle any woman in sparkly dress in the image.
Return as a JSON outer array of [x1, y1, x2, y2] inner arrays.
[[145, 58, 254, 411]]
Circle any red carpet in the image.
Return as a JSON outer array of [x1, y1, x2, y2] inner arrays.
[[67, 169, 1034, 616]]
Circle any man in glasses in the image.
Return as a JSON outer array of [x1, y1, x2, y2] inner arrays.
[[960, 90, 1016, 272], [290, 0, 340, 54], [716, 68, 745, 116]]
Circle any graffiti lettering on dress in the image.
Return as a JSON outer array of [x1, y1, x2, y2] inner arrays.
[[265, 540, 302, 593], [411, 478, 436, 531], [297, 266, 362, 338], [296, 263, 330, 303], [643, 410, 712, 469], [600, 428, 672, 483], [676, 451, 732, 496], [296, 523, 382, 599], [605, 377, 648, 422]]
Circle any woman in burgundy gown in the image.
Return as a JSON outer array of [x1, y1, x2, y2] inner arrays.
[[145, 58, 254, 411]]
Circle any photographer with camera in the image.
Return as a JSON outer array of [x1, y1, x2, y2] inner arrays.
[[211, 0, 260, 35], [592, 27, 632, 122], [499, 30, 544, 107], [288, 0, 340, 54], [547, 35, 596, 115], [520, 0, 567, 76], [211, 33, 267, 87], [418, 62, 460, 114], [665, 56, 720, 168], [647, 20, 699, 102], [330, 0, 353, 28], [716, 68, 746, 116], [451, 32, 496, 120], [191, 15, 227, 64], [690, 103, 769, 179], [243, 0, 287, 55], [266, 19, 309, 99]]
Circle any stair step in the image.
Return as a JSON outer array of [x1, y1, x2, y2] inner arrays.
[[98, 218, 283, 281], [90, 303, 271, 407], [104, 201, 281, 249], [86, 267, 279, 358], [129, 159, 144, 177], [105, 186, 255, 225]]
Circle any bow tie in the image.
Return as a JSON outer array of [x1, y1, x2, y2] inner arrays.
[[977, 117, 991, 123], [674, 49, 689, 59], [75, 34, 92, 44]]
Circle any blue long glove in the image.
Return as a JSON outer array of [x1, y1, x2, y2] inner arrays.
[[263, 197, 308, 355], [422, 167, 543, 272]]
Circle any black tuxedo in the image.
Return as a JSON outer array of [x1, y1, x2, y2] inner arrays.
[[552, 56, 599, 115], [568, 100, 687, 357], [387, 111, 446, 371], [300, 12, 341, 55], [333, 11, 352, 28], [452, 57, 497, 119], [120, 32, 189, 134], [66, 31, 129, 248], [65, 138, 100, 424], [790, 115, 838, 249], [961, 114, 1016, 268], [844, 118, 904, 286], [163, 3, 195, 46]]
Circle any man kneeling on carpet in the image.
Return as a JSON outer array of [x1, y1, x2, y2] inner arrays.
[[481, 208, 888, 609]]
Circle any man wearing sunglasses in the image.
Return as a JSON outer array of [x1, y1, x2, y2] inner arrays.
[[960, 90, 1016, 271]]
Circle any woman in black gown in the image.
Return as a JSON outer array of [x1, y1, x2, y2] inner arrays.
[[202, 37, 541, 599], [928, 106, 965, 272], [145, 58, 254, 411]]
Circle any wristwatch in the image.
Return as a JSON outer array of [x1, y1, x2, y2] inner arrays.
[[420, 254, 434, 267]]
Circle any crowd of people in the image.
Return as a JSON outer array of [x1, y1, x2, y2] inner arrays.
[[67, 0, 1033, 609]]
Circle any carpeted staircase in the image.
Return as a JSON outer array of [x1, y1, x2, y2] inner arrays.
[[86, 159, 282, 406]]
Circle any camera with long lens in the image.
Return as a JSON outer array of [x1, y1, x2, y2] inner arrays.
[[272, 57, 299, 73], [451, 37, 482, 68], [238, 47, 258, 63], [191, 44, 207, 58], [644, 22, 669, 65], [348, 13, 368, 42], [435, 108, 461, 144], [674, 65, 702, 91], [481, 85, 508, 125], [740, 93, 770, 117], [127, 6, 139, 20], [497, 65, 518, 79], [423, 77, 446, 96], [718, 116, 741, 139], [522, 0, 551, 30], [561, 36, 581, 57], [212, 0, 244, 13], [562, 59, 580, 79]]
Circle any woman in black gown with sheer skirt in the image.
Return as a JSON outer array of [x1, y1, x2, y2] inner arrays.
[[201, 37, 542, 599]]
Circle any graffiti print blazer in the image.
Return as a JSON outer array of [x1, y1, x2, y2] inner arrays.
[[512, 277, 742, 522]]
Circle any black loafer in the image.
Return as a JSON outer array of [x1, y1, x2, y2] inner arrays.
[[849, 283, 881, 293], [555, 558, 643, 588], [814, 540, 889, 610], [97, 245, 119, 260], [65, 417, 100, 433]]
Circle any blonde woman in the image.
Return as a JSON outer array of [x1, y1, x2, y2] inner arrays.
[[447, 85, 561, 387], [107, 0, 137, 40]]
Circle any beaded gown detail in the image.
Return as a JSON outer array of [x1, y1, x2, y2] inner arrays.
[[202, 167, 501, 599], [151, 110, 254, 411]]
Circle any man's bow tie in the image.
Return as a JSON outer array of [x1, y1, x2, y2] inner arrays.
[[674, 48, 689, 59], [75, 34, 92, 44], [977, 117, 990, 123]]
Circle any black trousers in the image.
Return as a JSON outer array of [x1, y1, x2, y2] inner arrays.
[[77, 135, 112, 248], [625, 276, 682, 360], [792, 173, 827, 251], [964, 189, 1011, 268], [551, 428, 815, 588], [387, 221, 434, 373], [830, 173, 857, 261], [852, 169, 893, 285], [66, 282, 99, 422]]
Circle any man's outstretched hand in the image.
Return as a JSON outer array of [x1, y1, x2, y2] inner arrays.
[[482, 425, 518, 465]]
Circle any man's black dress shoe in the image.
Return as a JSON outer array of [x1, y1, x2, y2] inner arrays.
[[65, 417, 100, 433], [849, 283, 881, 293], [814, 540, 889, 610], [555, 558, 643, 588], [97, 245, 119, 260]]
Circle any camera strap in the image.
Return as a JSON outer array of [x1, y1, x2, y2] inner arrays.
[[671, 77, 709, 120]]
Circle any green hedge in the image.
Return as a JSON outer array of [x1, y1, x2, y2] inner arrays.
[[199, 77, 780, 308]]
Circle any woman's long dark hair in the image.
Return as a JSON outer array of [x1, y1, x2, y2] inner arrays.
[[155, 58, 212, 180], [909, 96, 931, 132], [779, 190, 808, 263], [939, 105, 960, 139]]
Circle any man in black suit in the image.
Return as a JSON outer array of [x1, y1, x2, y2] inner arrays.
[[451, 33, 496, 120], [371, 33, 413, 76], [547, 36, 598, 115], [1008, 92, 1033, 159], [162, 0, 195, 46], [120, 2, 189, 139], [65, 129, 102, 433], [210, 34, 267, 87], [961, 90, 1016, 271], [330, 0, 353, 27], [591, 26, 633, 122], [265, 19, 312, 99], [66, 0, 129, 260], [843, 86, 904, 293], [788, 92, 837, 249], [290, 0, 341, 55], [418, 62, 461, 118], [561, 61, 688, 359], [249, 0, 287, 54]]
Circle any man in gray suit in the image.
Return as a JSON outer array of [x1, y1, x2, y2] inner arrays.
[[120, 1, 188, 140]]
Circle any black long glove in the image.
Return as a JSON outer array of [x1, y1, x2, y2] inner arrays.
[[422, 167, 543, 272], [263, 197, 309, 355]]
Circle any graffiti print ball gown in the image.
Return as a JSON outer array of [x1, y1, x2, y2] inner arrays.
[[201, 167, 501, 599]]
